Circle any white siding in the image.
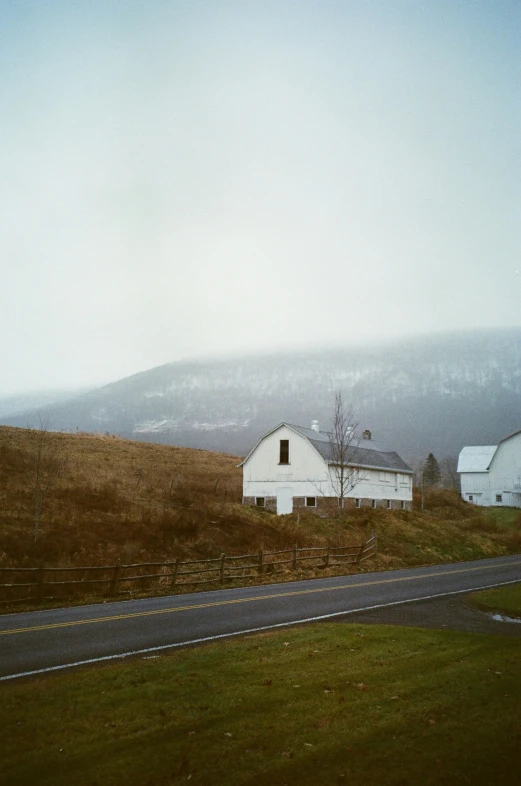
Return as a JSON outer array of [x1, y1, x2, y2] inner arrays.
[[327, 466, 412, 502], [242, 425, 331, 499], [459, 431, 521, 508], [243, 424, 413, 505], [488, 432, 521, 506], [460, 472, 491, 506]]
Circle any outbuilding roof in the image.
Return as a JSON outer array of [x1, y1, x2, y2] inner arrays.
[[240, 422, 413, 473], [289, 425, 413, 473], [457, 445, 497, 473]]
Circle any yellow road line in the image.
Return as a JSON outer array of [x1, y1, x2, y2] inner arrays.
[[2, 560, 520, 636]]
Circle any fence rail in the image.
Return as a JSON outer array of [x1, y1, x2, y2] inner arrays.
[[0, 533, 377, 605]]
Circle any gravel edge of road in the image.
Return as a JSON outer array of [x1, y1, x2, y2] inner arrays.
[[341, 592, 521, 637]]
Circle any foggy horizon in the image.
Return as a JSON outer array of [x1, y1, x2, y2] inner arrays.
[[3, 1, 521, 397], [3, 324, 520, 400]]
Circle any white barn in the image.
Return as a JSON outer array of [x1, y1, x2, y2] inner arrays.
[[458, 429, 521, 508], [240, 422, 413, 515]]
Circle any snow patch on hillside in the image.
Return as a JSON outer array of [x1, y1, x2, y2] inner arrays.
[[134, 418, 251, 434], [191, 420, 250, 431], [134, 419, 179, 433]]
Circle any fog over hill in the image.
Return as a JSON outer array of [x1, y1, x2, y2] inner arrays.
[[4, 328, 521, 461], [0, 388, 90, 419]]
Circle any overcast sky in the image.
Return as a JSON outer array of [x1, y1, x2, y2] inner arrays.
[[2, 0, 521, 396]]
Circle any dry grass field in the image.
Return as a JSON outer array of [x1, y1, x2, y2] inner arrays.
[[0, 425, 317, 570], [1, 425, 520, 581]]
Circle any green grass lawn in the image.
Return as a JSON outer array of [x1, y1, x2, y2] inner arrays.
[[470, 581, 521, 618], [3, 622, 521, 785]]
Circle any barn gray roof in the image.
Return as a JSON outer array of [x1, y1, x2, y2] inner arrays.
[[287, 424, 413, 473]]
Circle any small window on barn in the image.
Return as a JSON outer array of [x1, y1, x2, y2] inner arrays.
[[279, 439, 290, 464], [400, 501, 406, 510], [371, 499, 376, 509], [355, 498, 361, 508], [305, 497, 316, 507], [468, 495, 473, 502], [496, 494, 502, 503], [255, 497, 265, 507], [387, 499, 392, 509]]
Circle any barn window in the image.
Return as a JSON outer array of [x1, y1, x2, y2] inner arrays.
[[279, 439, 290, 464], [355, 498, 361, 508], [255, 497, 265, 507], [400, 501, 406, 510], [496, 494, 502, 503], [371, 499, 376, 509], [305, 497, 316, 507], [468, 495, 473, 502], [387, 500, 392, 509]]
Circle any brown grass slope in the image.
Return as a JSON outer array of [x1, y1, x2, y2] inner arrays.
[[1, 426, 520, 576]]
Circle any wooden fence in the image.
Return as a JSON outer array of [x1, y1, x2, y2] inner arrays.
[[0, 533, 377, 605]]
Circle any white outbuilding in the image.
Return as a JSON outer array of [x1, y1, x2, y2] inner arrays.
[[240, 422, 413, 515], [457, 429, 521, 507]]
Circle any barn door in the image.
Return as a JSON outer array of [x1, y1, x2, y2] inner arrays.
[[276, 487, 293, 515]]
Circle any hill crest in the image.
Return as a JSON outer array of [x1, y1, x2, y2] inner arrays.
[[3, 327, 521, 460]]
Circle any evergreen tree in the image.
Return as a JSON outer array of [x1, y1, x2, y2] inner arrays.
[[423, 453, 441, 486]]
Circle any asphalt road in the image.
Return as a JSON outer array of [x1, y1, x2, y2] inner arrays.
[[1, 554, 520, 681]]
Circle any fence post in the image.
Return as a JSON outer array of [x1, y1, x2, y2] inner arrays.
[[37, 562, 45, 603], [220, 553, 226, 584], [292, 544, 298, 570], [373, 531, 377, 556], [258, 550, 264, 575], [324, 546, 330, 568], [357, 541, 365, 564], [110, 562, 120, 595], [171, 558, 179, 587]]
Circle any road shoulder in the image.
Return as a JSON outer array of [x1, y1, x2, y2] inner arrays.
[[341, 592, 521, 637]]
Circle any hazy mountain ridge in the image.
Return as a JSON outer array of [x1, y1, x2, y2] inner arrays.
[[0, 388, 92, 419], [4, 328, 521, 460]]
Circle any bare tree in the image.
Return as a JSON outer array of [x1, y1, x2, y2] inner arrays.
[[328, 392, 360, 508], [440, 455, 460, 491], [27, 418, 65, 542]]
